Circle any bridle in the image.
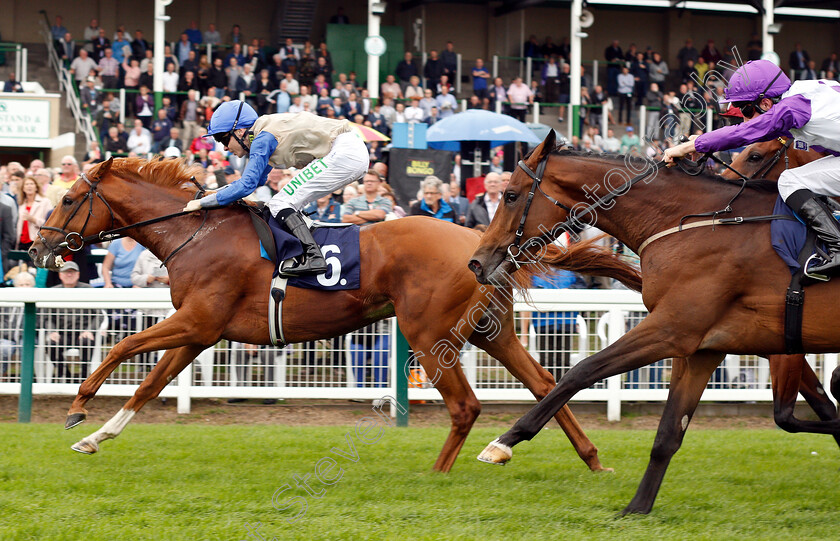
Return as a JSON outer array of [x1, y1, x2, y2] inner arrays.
[[506, 152, 664, 269], [505, 139, 793, 269], [37, 171, 209, 265]]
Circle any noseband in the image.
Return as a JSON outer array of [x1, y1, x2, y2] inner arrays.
[[37, 172, 115, 254], [36, 171, 209, 265], [507, 153, 663, 269]]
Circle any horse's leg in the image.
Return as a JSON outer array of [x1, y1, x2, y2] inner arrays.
[[478, 314, 689, 463], [70, 344, 205, 454], [66, 308, 220, 426], [622, 350, 724, 515], [468, 322, 609, 472], [767, 353, 840, 437]]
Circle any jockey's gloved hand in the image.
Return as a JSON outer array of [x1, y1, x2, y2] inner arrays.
[[183, 200, 202, 212]]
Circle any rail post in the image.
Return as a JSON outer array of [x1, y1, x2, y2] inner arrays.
[[18, 302, 36, 423], [395, 324, 410, 427]]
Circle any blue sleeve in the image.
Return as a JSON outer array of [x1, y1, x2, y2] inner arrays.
[[199, 131, 278, 207], [695, 95, 812, 154]]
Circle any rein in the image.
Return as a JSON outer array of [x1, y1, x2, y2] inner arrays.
[[507, 153, 664, 268], [38, 172, 212, 266]]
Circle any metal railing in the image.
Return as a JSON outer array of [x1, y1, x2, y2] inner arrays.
[[38, 14, 97, 145], [2, 288, 834, 424], [0, 42, 28, 83]]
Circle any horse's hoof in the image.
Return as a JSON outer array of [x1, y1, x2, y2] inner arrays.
[[71, 439, 98, 454], [594, 466, 615, 473], [477, 438, 512, 465], [65, 413, 87, 430]]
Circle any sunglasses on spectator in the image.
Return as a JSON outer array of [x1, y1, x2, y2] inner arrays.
[[212, 131, 232, 146]]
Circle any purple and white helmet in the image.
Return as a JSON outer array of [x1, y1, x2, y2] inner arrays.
[[721, 60, 791, 104]]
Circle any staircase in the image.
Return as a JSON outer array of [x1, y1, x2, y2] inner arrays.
[[0, 42, 87, 159], [277, 0, 319, 43]]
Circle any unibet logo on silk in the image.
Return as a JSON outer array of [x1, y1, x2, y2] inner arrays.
[[284, 159, 329, 196], [406, 160, 434, 176]]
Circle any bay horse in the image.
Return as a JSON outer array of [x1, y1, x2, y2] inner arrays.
[[468, 130, 840, 513], [28, 157, 628, 473]]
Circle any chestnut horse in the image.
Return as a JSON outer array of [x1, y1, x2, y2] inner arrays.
[[28, 157, 622, 473], [468, 131, 840, 513]]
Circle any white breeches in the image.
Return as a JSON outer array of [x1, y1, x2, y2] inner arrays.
[[778, 154, 840, 201]]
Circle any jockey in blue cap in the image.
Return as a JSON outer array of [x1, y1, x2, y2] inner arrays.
[[665, 59, 840, 276], [184, 100, 368, 276]]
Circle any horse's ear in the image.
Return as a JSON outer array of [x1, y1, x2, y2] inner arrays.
[[95, 157, 114, 179], [528, 129, 556, 166]]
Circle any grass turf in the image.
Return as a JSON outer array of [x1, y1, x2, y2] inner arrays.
[[0, 423, 838, 540]]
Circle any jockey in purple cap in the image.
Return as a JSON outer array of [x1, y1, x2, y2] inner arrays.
[[665, 59, 840, 277]]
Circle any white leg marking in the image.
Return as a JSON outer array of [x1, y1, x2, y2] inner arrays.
[[74, 409, 136, 453]]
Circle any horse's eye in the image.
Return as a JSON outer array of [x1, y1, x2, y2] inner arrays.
[[505, 191, 518, 203], [748, 153, 762, 162], [62, 197, 73, 206]]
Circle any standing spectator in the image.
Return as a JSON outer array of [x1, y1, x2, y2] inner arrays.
[[226, 57, 244, 97], [507, 77, 533, 122], [268, 80, 291, 113], [279, 38, 300, 75], [184, 21, 203, 46], [472, 58, 491, 100], [111, 30, 131, 64], [0, 271, 34, 380], [131, 30, 150, 61], [103, 237, 145, 288], [424, 50, 445, 94], [630, 52, 649, 106], [83, 18, 100, 47], [410, 176, 455, 222], [46, 262, 96, 384], [556, 63, 571, 121], [237, 64, 258, 105], [395, 52, 418, 92], [181, 50, 199, 77], [134, 86, 154, 129], [0, 183, 13, 271], [57, 32, 77, 65], [465, 173, 502, 230], [404, 96, 424, 123], [342, 170, 393, 225], [91, 28, 110, 62], [441, 41, 458, 81], [69, 49, 98, 86], [821, 53, 840, 77], [617, 65, 634, 125], [418, 87, 436, 118], [97, 48, 119, 89], [255, 69, 276, 115], [204, 23, 221, 46], [700, 40, 722, 65], [208, 57, 227, 99], [435, 85, 457, 118], [746, 33, 763, 61], [677, 39, 698, 71], [521, 268, 584, 380], [488, 77, 508, 112], [541, 55, 561, 103], [161, 62, 179, 98], [523, 35, 542, 60], [648, 52, 669, 88], [80, 77, 100, 115], [229, 24, 244, 45], [159, 127, 183, 156], [51, 15, 68, 42], [604, 39, 623, 95], [174, 33, 193, 66], [329, 6, 350, 24], [589, 84, 607, 129], [644, 82, 664, 141], [15, 175, 51, 251], [131, 249, 169, 289], [179, 89, 201, 149]]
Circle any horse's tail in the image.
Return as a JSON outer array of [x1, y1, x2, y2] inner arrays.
[[524, 235, 643, 292]]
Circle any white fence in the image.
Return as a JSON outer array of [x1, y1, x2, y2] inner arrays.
[[0, 288, 835, 420]]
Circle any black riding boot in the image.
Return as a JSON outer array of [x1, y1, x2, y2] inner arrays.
[[277, 210, 327, 277], [787, 189, 840, 277]]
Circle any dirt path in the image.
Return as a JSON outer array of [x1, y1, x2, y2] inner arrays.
[[0, 395, 781, 430]]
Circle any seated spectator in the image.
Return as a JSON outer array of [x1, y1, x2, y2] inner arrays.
[[203, 23, 221, 46], [447, 176, 469, 225], [465, 172, 502, 231], [3, 72, 22, 93], [305, 194, 342, 223], [104, 126, 129, 155], [46, 262, 96, 383], [131, 249, 169, 289], [435, 86, 457, 119], [189, 127, 214, 157], [620, 126, 640, 154], [279, 38, 300, 75], [126, 119, 152, 155], [342, 170, 393, 225], [150, 108, 173, 154], [409, 176, 456, 222], [0, 270, 35, 380], [404, 96, 424, 123], [380, 74, 402, 99], [254, 168, 289, 203]]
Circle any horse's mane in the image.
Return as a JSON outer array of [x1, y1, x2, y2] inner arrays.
[[548, 148, 778, 193], [102, 157, 205, 193]]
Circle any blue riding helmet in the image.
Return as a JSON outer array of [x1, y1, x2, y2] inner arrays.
[[206, 100, 258, 136]]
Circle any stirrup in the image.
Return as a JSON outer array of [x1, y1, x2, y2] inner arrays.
[[804, 253, 831, 282], [279, 256, 327, 278]]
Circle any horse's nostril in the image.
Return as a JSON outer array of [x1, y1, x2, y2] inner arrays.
[[468, 260, 482, 273]]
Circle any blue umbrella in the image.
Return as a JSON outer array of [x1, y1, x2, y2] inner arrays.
[[426, 109, 541, 150]]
